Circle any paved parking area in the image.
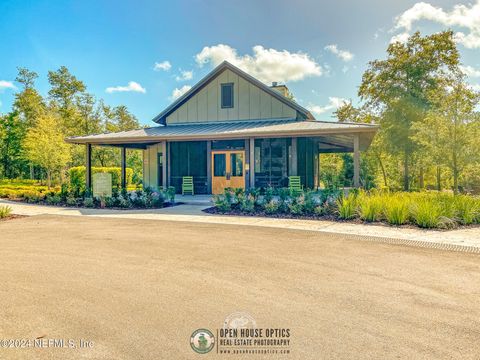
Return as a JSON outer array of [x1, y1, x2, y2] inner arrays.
[[0, 215, 479, 359]]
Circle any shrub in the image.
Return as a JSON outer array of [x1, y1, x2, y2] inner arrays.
[[213, 194, 232, 212], [66, 196, 77, 207], [264, 187, 275, 203], [46, 194, 62, 205], [152, 192, 165, 208], [313, 205, 324, 216], [358, 192, 383, 222], [83, 197, 94, 208], [337, 193, 357, 220], [303, 191, 318, 214], [411, 197, 455, 229], [239, 194, 255, 213], [69, 166, 134, 195], [454, 195, 480, 225], [166, 186, 176, 204], [264, 200, 280, 214], [288, 202, 304, 215], [383, 194, 410, 225], [246, 188, 260, 203], [0, 205, 12, 219], [117, 195, 130, 208]]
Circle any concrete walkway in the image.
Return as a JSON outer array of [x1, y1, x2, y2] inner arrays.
[[1, 199, 479, 250]]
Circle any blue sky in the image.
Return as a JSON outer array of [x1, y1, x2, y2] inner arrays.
[[1, 0, 479, 125]]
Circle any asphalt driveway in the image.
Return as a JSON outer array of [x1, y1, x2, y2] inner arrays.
[[0, 215, 479, 359]]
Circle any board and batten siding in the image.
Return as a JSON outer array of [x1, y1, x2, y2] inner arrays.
[[143, 143, 161, 189], [166, 69, 297, 124]]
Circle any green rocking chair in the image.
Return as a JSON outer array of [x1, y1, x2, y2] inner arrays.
[[182, 176, 194, 195], [288, 176, 303, 195]]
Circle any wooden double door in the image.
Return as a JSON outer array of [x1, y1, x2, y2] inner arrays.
[[211, 150, 245, 194]]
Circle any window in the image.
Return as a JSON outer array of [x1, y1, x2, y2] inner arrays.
[[221, 83, 234, 108], [230, 153, 243, 177], [213, 154, 226, 176]]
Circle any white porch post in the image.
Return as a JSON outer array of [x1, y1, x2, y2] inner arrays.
[[353, 134, 360, 188]]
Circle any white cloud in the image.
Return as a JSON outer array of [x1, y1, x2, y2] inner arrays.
[[153, 61, 172, 71], [460, 65, 480, 77], [195, 44, 322, 83], [175, 69, 193, 81], [105, 81, 146, 94], [390, 32, 410, 44], [324, 44, 354, 62], [469, 83, 480, 91], [0, 80, 16, 92], [307, 97, 348, 116], [170, 85, 192, 100], [392, 1, 480, 48]]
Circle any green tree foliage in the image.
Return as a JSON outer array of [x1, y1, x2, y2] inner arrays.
[[413, 79, 480, 193], [23, 112, 71, 187], [359, 31, 460, 190], [48, 66, 87, 135], [0, 65, 142, 183], [0, 112, 29, 178], [14, 67, 46, 127]]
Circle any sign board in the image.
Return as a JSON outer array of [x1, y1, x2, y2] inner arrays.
[[92, 172, 112, 198]]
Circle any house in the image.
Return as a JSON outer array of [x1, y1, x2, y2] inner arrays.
[[66, 61, 378, 194]]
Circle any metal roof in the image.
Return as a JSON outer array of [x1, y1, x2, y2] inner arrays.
[[66, 118, 378, 146], [151, 61, 314, 124]]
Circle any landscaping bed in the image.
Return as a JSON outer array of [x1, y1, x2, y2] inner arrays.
[[210, 188, 480, 230], [0, 205, 26, 222], [0, 180, 177, 210]]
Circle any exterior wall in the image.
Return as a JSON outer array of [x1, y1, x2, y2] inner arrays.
[[143, 143, 161, 189], [166, 69, 297, 124]]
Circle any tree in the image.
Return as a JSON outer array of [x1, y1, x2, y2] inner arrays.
[[413, 80, 480, 193], [359, 31, 460, 190], [23, 112, 71, 187], [14, 67, 46, 127], [0, 112, 28, 178], [48, 66, 86, 135]]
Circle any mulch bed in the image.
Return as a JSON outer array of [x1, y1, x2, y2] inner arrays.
[[0, 214, 28, 222], [1, 198, 183, 210], [203, 207, 480, 231]]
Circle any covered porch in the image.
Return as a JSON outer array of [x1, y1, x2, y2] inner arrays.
[[67, 119, 378, 194]]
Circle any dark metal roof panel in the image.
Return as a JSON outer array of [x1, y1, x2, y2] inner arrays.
[[66, 119, 378, 144]]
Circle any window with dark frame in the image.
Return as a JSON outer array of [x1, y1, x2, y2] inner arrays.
[[221, 83, 234, 108]]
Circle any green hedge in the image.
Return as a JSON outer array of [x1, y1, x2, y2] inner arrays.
[[69, 166, 134, 192]]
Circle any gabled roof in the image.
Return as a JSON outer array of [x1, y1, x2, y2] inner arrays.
[[152, 61, 314, 124]]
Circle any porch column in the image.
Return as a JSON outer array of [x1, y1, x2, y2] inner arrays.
[[249, 138, 255, 188], [244, 139, 250, 189], [162, 141, 167, 189], [290, 138, 297, 176], [353, 134, 360, 188], [86, 143, 92, 193], [121, 146, 127, 189], [167, 142, 171, 187], [206, 140, 212, 193], [313, 140, 319, 190]]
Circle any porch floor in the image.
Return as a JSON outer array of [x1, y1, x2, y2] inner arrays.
[[176, 194, 213, 206]]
